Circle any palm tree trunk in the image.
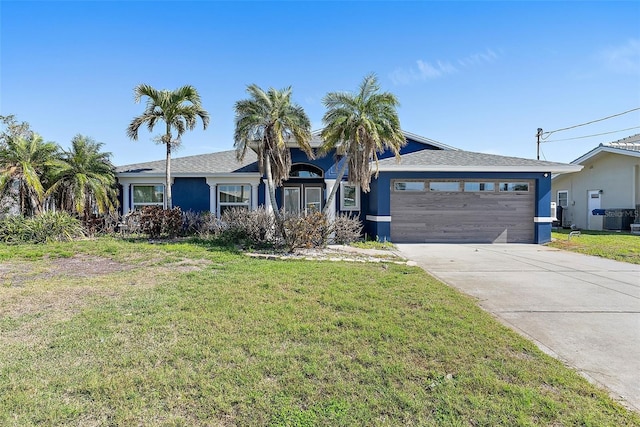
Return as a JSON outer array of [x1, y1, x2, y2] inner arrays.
[[264, 153, 286, 241], [30, 190, 42, 216], [165, 127, 172, 210], [322, 155, 349, 216]]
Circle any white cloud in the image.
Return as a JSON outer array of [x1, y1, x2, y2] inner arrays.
[[457, 49, 498, 68], [390, 48, 499, 85], [597, 38, 640, 74]]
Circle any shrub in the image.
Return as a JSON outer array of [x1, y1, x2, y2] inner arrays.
[[139, 206, 182, 238], [0, 211, 85, 243], [83, 212, 120, 236], [220, 207, 275, 248], [282, 211, 330, 251], [330, 213, 363, 245], [182, 210, 224, 238]]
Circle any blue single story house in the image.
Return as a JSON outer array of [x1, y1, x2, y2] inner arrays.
[[116, 131, 580, 243]]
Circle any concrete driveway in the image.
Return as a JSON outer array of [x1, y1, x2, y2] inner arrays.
[[395, 244, 640, 412]]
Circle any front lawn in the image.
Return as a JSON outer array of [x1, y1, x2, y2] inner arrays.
[[549, 229, 640, 264], [1, 238, 637, 426]]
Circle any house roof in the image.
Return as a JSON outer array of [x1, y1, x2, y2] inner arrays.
[[116, 149, 259, 177], [571, 134, 640, 164], [377, 149, 582, 173], [116, 132, 579, 177], [279, 129, 457, 151]]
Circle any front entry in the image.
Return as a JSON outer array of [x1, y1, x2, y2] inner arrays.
[[283, 185, 322, 214], [587, 190, 603, 230]]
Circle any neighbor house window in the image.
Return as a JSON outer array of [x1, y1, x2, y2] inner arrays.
[[464, 182, 495, 192], [557, 190, 568, 208], [132, 185, 164, 209], [340, 183, 360, 211], [394, 181, 425, 191], [218, 184, 250, 216], [499, 182, 529, 192], [429, 181, 461, 192]]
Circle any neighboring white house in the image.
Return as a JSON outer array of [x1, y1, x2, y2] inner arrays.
[[551, 134, 640, 230]]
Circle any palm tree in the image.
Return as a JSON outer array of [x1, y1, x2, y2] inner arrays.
[[234, 84, 313, 222], [46, 135, 118, 221], [127, 84, 210, 209], [320, 74, 406, 215], [0, 133, 60, 216]]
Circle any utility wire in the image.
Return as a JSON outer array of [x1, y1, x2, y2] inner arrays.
[[541, 107, 640, 140], [541, 125, 640, 143]]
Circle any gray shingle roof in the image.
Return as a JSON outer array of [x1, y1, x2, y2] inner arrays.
[[607, 133, 640, 152], [116, 149, 259, 175], [377, 149, 580, 173]]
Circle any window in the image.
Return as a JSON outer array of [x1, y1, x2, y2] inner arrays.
[[340, 183, 360, 211], [394, 181, 425, 191], [429, 181, 461, 192], [557, 190, 568, 208], [133, 185, 164, 209], [289, 164, 323, 178], [499, 182, 529, 192], [218, 184, 250, 216], [305, 187, 322, 213], [464, 182, 495, 192], [283, 187, 301, 214]]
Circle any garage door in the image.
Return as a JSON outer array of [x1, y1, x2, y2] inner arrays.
[[390, 180, 535, 243]]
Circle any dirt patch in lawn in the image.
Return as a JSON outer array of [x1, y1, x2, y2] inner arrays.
[[1, 254, 133, 287], [0, 255, 135, 345]]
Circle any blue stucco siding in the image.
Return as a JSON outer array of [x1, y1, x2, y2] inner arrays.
[[535, 174, 553, 244], [291, 149, 336, 175], [172, 177, 210, 213], [378, 138, 441, 160]]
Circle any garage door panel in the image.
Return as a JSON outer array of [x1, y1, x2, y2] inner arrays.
[[390, 181, 535, 243]]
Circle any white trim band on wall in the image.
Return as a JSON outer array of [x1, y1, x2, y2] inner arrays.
[[533, 217, 555, 223], [366, 215, 392, 222]]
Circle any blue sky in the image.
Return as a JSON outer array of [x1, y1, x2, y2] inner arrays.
[[1, 1, 639, 166]]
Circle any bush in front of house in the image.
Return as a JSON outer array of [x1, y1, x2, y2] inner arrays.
[[138, 206, 182, 238], [282, 211, 330, 251], [213, 208, 363, 251], [331, 212, 364, 245], [219, 206, 275, 248], [116, 207, 364, 250], [0, 211, 85, 243], [181, 210, 224, 238]]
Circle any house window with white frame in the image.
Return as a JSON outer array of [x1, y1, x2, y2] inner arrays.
[[132, 185, 164, 209], [340, 182, 360, 211], [218, 184, 251, 216], [557, 190, 568, 208]]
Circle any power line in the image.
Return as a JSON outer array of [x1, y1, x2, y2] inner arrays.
[[540, 107, 640, 140], [541, 126, 640, 143]]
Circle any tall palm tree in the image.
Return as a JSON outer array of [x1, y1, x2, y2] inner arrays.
[[0, 133, 60, 216], [320, 74, 405, 215], [234, 84, 313, 222], [127, 84, 210, 209], [46, 135, 118, 221]]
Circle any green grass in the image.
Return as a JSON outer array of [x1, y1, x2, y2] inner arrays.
[[1, 238, 638, 426], [350, 240, 396, 251], [549, 229, 640, 264]]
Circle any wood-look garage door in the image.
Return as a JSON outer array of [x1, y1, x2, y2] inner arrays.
[[390, 180, 535, 243]]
